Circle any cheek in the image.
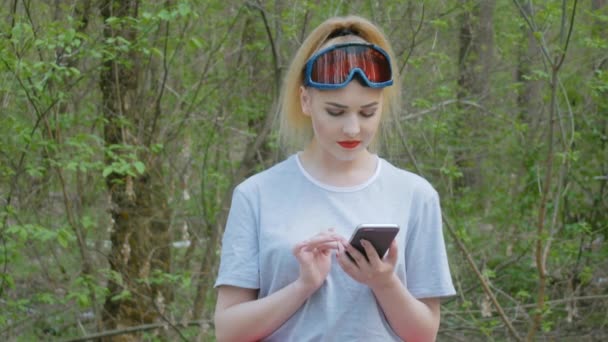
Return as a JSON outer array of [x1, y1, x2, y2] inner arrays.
[[310, 112, 340, 142], [310, 116, 329, 138], [360, 117, 379, 135]]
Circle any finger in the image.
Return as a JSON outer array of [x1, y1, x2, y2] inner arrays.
[[292, 242, 308, 256], [337, 243, 364, 281], [337, 243, 355, 269], [336, 242, 349, 261], [302, 241, 336, 252], [307, 234, 338, 244], [314, 229, 339, 239], [386, 239, 398, 265], [302, 237, 341, 250], [360, 239, 381, 267], [345, 242, 367, 267]]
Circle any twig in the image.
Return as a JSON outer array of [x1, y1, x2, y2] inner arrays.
[[192, 1, 280, 316], [555, 0, 577, 71], [444, 294, 608, 315], [148, 0, 172, 147], [61, 320, 211, 342], [7, 0, 18, 39], [511, 0, 552, 65], [400, 99, 484, 121], [444, 215, 523, 341], [248, 0, 281, 97], [521, 0, 579, 339], [165, 5, 245, 145], [399, 2, 425, 75], [0, 49, 84, 297], [395, 125, 522, 341]]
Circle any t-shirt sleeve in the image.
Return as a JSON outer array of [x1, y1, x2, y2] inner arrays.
[[214, 185, 260, 289], [404, 189, 456, 298]]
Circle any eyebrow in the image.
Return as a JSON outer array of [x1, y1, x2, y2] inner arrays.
[[325, 101, 379, 109]]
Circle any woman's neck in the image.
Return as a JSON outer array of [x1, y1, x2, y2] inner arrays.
[[299, 140, 378, 187]]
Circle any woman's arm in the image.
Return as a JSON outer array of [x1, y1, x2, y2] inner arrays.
[[214, 231, 340, 342], [337, 239, 440, 341], [214, 281, 317, 342], [370, 276, 440, 341]]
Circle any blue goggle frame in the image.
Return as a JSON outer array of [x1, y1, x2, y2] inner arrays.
[[303, 42, 394, 90]]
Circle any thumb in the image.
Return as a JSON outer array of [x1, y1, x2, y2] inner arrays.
[[386, 239, 398, 265]]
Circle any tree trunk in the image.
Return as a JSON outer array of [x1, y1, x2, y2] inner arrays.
[[456, 0, 495, 189], [590, 0, 607, 232], [516, 1, 543, 132], [99, 1, 172, 339]]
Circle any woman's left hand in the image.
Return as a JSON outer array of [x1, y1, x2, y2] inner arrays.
[[336, 238, 399, 291]]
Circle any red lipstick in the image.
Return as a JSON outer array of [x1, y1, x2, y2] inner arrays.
[[338, 141, 361, 149]]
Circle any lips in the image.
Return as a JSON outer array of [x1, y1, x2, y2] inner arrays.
[[338, 140, 361, 149]]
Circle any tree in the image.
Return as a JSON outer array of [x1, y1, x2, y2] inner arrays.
[[99, 0, 172, 337], [1, 1, 607, 340], [455, 0, 496, 189]]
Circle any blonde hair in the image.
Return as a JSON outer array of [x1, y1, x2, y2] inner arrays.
[[277, 15, 401, 152]]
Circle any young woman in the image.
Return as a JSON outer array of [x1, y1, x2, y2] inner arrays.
[[214, 15, 455, 342]]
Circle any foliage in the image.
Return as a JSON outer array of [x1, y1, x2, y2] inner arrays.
[[0, 0, 606, 341]]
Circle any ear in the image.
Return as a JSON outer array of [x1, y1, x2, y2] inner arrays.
[[300, 86, 312, 117]]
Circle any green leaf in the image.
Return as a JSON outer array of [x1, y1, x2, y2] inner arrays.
[[57, 228, 70, 248], [133, 161, 146, 174], [158, 9, 172, 21], [178, 3, 192, 17], [580, 266, 593, 285], [76, 293, 90, 307], [7, 224, 28, 241], [429, 19, 448, 29], [102, 166, 113, 178], [111, 289, 132, 302], [190, 37, 203, 49], [81, 216, 95, 230], [106, 16, 120, 25], [151, 143, 164, 153], [0, 273, 15, 289]]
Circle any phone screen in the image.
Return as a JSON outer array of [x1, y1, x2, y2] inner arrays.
[[347, 224, 400, 262]]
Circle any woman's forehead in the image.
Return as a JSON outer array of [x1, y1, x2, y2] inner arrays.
[[309, 81, 383, 102]]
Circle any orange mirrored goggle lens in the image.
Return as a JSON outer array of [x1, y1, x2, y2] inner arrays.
[[305, 43, 393, 89]]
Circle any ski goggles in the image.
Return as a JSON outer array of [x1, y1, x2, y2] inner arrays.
[[303, 43, 394, 89]]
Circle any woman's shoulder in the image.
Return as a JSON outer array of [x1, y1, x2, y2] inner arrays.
[[378, 158, 438, 198], [234, 154, 300, 194]]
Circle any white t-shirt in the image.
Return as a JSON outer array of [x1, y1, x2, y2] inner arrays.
[[215, 154, 456, 341]]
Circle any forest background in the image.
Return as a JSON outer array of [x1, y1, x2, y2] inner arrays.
[[1, 0, 606, 341]]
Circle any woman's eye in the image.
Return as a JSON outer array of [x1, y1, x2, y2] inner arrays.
[[326, 110, 344, 116], [360, 110, 376, 118]]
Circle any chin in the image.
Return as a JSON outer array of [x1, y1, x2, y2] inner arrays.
[[330, 149, 362, 162]]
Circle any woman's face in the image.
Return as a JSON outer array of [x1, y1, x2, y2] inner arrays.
[[300, 81, 383, 161]]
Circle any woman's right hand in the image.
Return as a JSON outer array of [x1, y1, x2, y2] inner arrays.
[[292, 229, 341, 292], [215, 229, 340, 342]]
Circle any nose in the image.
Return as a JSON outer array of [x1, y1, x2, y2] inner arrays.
[[342, 113, 360, 137]]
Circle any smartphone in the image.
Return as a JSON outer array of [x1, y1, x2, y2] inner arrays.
[[346, 224, 400, 262]]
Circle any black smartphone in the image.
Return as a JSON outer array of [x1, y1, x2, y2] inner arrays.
[[346, 224, 400, 262]]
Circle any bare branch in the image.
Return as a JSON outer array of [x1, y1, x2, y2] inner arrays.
[[399, 2, 425, 75], [555, 0, 579, 71], [62, 320, 211, 342], [395, 122, 522, 342], [511, 0, 552, 65], [247, 0, 281, 96], [148, 0, 172, 147]]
